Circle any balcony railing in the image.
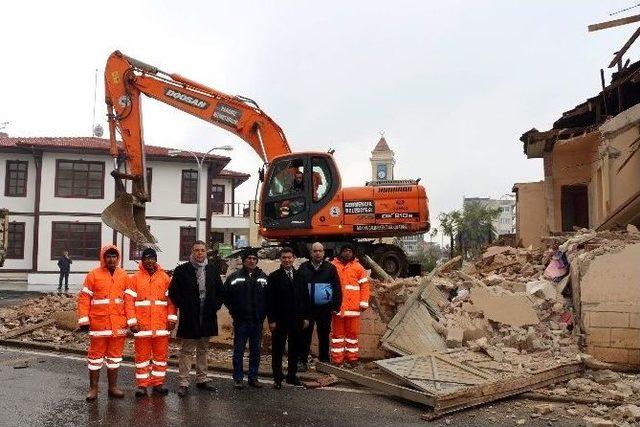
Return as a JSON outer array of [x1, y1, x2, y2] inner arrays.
[[211, 202, 250, 217]]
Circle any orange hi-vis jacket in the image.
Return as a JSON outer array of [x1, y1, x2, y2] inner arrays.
[[331, 258, 370, 317], [125, 262, 177, 337], [77, 245, 128, 337]]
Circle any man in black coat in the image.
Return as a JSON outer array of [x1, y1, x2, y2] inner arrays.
[[168, 240, 224, 397], [298, 242, 342, 368], [57, 250, 72, 293], [223, 249, 269, 389], [267, 247, 311, 389]]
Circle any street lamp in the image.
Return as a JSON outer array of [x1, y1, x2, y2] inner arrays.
[[169, 145, 234, 242]]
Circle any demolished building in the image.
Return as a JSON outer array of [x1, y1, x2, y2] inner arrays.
[[515, 60, 640, 248]]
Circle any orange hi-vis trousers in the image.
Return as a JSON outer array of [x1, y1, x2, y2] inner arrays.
[[134, 336, 169, 387], [330, 315, 360, 364], [87, 336, 126, 371]]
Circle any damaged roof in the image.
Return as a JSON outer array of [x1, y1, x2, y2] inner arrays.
[[520, 59, 640, 158]]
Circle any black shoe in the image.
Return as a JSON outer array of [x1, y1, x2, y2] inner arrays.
[[57, 288, 62, 294], [135, 387, 147, 397], [234, 380, 245, 389], [285, 377, 302, 386], [297, 362, 308, 373], [248, 379, 263, 389], [152, 385, 169, 395], [273, 381, 282, 390], [177, 386, 188, 397], [196, 381, 217, 392]]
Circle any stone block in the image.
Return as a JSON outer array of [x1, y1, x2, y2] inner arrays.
[[446, 326, 463, 348], [589, 346, 629, 364], [610, 328, 640, 349], [526, 280, 557, 300], [589, 311, 629, 328], [586, 327, 611, 346], [630, 313, 640, 329]]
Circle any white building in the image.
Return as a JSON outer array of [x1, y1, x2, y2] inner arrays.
[[0, 136, 250, 284], [463, 196, 516, 236]]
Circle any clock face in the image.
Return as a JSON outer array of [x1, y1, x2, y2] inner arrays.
[[377, 164, 387, 179]]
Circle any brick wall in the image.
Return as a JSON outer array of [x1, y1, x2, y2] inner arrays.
[[583, 305, 640, 366], [579, 243, 640, 367]]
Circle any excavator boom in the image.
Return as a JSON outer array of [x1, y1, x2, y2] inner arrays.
[[103, 51, 291, 245]]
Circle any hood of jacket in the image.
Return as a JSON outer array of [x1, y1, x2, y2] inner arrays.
[[99, 244, 121, 268]]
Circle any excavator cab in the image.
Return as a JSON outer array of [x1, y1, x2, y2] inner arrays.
[[261, 153, 339, 229]]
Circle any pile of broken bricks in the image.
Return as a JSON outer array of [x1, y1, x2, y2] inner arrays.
[[345, 227, 640, 422]]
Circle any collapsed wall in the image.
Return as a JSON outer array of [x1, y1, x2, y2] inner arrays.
[[579, 242, 640, 366]]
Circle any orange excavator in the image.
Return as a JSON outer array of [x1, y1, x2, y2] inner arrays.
[[103, 51, 430, 276]]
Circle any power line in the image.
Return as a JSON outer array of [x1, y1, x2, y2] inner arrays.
[[610, 2, 640, 16]]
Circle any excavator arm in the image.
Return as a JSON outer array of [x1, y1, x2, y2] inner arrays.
[[102, 51, 291, 246]]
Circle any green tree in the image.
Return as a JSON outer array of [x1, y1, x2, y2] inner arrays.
[[437, 211, 460, 258], [457, 201, 501, 259]]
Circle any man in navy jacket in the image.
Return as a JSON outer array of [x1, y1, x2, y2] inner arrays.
[[223, 249, 269, 389]]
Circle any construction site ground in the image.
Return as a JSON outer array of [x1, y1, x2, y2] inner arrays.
[[0, 344, 596, 427]]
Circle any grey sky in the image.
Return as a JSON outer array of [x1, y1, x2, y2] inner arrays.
[[0, 1, 635, 236]]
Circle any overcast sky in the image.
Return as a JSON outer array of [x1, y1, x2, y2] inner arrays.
[[1, 1, 636, 237]]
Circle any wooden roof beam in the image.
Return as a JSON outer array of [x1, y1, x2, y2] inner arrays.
[[588, 14, 640, 32], [608, 26, 640, 68]]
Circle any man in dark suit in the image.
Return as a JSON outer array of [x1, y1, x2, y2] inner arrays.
[[168, 240, 224, 397], [298, 242, 342, 368], [267, 247, 311, 389]]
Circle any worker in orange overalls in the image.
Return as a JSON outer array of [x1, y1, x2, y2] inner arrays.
[[77, 244, 128, 401], [125, 247, 176, 397], [330, 244, 370, 367]]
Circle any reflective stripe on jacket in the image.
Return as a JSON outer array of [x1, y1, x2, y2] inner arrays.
[[331, 258, 370, 316], [77, 244, 128, 337], [125, 262, 177, 337]]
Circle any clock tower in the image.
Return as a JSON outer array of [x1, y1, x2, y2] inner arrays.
[[370, 132, 395, 181]]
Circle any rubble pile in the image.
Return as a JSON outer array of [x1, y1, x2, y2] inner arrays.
[[364, 227, 640, 420], [370, 276, 421, 320], [0, 293, 76, 336]]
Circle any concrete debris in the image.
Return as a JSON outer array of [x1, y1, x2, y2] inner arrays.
[[590, 369, 621, 385], [611, 404, 640, 422], [445, 326, 463, 348], [583, 416, 615, 427], [627, 224, 639, 235], [469, 286, 539, 327], [525, 280, 557, 301], [0, 294, 76, 337]]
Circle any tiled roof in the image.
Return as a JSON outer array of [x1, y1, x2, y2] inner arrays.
[[0, 136, 229, 161], [219, 168, 250, 178], [372, 136, 391, 152]]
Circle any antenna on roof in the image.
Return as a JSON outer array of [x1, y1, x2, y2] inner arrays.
[[91, 68, 102, 137]]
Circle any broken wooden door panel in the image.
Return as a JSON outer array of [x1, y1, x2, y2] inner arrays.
[[381, 301, 446, 355], [381, 272, 447, 356], [375, 353, 491, 395]]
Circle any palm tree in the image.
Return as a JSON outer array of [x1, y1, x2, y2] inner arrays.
[[458, 201, 500, 259], [438, 211, 460, 258]]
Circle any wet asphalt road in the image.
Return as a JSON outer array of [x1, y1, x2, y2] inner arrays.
[[0, 345, 589, 427], [0, 346, 427, 427]]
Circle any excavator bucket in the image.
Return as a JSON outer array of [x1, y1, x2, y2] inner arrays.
[[101, 193, 159, 249]]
